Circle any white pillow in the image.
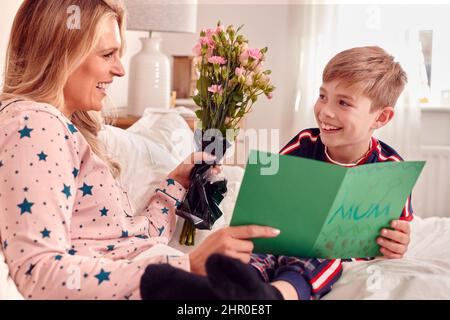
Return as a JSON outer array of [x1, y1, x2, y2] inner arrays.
[[127, 108, 196, 162], [99, 124, 180, 215], [99, 110, 196, 214], [99, 110, 245, 253], [0, 249, 24, 300]]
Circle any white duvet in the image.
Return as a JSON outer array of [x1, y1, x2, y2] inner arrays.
[[1, 108, 449, 300], [323, 216, 450, 300]]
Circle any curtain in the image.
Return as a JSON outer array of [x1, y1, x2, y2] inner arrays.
[[285, 4, 339, 140]]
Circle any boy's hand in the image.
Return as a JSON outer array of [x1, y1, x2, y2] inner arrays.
[[377, 220, 410, 259]]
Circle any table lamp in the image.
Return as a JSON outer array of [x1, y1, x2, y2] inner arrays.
[[125, 0, 198, 116]]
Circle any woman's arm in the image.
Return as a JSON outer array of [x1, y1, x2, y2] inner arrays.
[[136, 152, 218, 240]]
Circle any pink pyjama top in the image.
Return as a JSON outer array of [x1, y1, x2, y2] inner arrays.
[[0, 99, 189, 300]]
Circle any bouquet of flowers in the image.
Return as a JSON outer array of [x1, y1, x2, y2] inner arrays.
[[176, 21, 275, 246]]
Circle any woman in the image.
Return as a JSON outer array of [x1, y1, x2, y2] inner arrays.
[[0, 0, 282, 300]]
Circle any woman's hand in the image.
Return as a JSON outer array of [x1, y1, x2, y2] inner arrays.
[[188, 225, 281, 275], [377, 220, 411, 259], [168, 152, 222, 189]]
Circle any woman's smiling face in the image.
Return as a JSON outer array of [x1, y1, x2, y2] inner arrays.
[[63, 17, 125, 117]]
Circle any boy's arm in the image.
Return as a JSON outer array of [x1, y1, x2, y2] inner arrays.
[[305, 259, 343, 300]]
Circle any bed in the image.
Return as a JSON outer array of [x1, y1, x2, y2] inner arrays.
[[1, 108, 450, 300]]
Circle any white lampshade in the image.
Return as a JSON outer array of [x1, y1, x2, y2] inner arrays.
[[124, 0, 198, 115], [124, 0, 197, 33]]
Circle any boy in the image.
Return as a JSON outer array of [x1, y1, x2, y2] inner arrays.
[[248, 46, 412, 300], [141, 46, 412, 301]]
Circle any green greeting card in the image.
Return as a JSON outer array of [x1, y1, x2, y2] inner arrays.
[[230, 150, 425, 259]]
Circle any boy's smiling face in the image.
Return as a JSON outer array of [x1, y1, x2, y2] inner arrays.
[[314, 79, 394, 163]]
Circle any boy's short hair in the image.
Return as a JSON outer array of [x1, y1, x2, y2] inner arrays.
[[323, 46, 408, 110]]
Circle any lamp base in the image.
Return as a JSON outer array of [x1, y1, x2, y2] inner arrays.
[[128, 36, 171, 116]]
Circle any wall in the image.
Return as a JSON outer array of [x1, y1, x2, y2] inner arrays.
[[422, 109, 450, 146]]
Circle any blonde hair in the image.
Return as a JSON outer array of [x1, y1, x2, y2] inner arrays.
[[0, 0, 126, 178], [323, 46, 408, 110]]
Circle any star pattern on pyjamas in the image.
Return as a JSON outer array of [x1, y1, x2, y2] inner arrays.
[[67, 123, 78, 134], [18, 198, 34, 215], [79, 183, 93, 197], [19, 126, 33, 139], [40, 228, 51, 238], [61, 184, 72, 199], [135, 235, 148, 239], [95, 269, 111, 285], [25, 264, 36, 276], [37, 151, 48, 161], [100, 207, 109, 217], [1, 103, 195, 299]]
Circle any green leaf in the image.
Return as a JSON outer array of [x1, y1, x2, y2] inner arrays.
[[221, 68, 229, 79], [193, 94, 202, 107], [227, 102, 236, 117], [198, 76, 210, 98], [237, 109, 246, 118], [195, 109, 203, 120], [233, 92, 244, 103]]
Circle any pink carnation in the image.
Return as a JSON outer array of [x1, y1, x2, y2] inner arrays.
[[208, 56, 227, 65], [192, 43, 202, 56], [200, 36, 215, 48], [247, 48, 262, 61], [208, 85, 223, 94], [205, 47, 214, 59], [204, 26, 223, 39], [235, 67, 245, 77], [239, 52, 249, 66]]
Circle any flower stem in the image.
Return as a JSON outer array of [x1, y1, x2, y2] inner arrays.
[[179, 219, 196, 246]]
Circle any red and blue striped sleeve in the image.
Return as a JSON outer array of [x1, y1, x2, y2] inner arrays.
[[304, 259, 343, 300], [400, 195, 413, 221], [280, 129, 320, 156]]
